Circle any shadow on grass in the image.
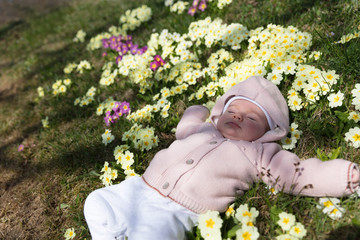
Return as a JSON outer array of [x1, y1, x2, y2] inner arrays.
[[326, 225, 360, 240]]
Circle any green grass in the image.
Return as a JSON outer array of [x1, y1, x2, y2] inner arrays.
[[0, 0, 359, 239]]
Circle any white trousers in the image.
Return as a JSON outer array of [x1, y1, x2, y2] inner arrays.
[[84, 176, 198, 240]]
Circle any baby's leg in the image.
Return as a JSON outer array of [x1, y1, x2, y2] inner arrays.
[[127, 181, 198, 239], [84, 185, 128, 239]]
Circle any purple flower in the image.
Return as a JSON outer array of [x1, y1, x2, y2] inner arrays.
[[102, 38, 109, 48], [116, 35, 123, 42], [188, 6, 197, 16], [150, 61, 160, 71], [126, 41, 134, 49], [116, 55, 123, 65], [18, 144, 25, 152], [154, 55, 162, 62], [110, 41, 118, 50], [120, 101, 131, 114], [102, 52, 107, 57], [121, 46, 129, 55], [103, 101, 130, 126], [109, 36, 117, 43], [130, 44, 139, 55], [140, 46, 148, 53], [115, 45, 122, 52], [198, 0, 207, 11], [104, 115, 114, 126], [112, 101, 122, 113]]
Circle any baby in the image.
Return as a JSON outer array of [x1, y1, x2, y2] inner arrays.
[[84, 76, 359, 239]]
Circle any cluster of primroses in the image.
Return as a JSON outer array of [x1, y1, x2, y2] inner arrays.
[[166, 0, 233, 15], [197, 204, 307, 240], [101, 34, 148, 64], [104, 101, 131, 126]]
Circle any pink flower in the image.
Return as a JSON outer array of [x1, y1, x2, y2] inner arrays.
[[188, 6, 197, 16], [150, 61, 160, 71], [198, 1, 207, 11], [18, 144, 25, 152]]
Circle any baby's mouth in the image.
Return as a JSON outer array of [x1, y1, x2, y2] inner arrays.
[[227, 121, 240, 128]]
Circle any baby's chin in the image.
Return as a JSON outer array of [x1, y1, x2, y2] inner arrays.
[[221, 132, 257, 142]]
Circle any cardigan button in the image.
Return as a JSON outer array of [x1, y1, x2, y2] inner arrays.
[[209, 141, 217, 144], [162, 182, 169, 189], [186, 159, 194, 164]]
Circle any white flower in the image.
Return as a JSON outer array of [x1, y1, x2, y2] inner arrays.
[[100, 172, 112, 186], [64, 227, 76, 240], [327, 91, 344, 108], [41, 116, 49, 128], [225, 204, 236, 218], [277, 212, 296, 231], [198, 210, 223, 237], [281, 136, 297, 150], [235, 204, 259, 224], [37, 86, 44, 97], [345, 127, 360, 148], [348, 111, 360, 123], [289, 222, 307, 238], [124, 168, 139, 179], [236, 226, 260, 240], [102, 129, 115, 146], [73, 29, 86, 43], [318, 197, 345, 220], [276, 234, 297, 240], [327, 206, 345, 220], [265, 185, 278, 195]]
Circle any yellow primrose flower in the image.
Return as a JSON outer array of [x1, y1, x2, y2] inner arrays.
[[289, 222, 307, 238], [64, 227, 76, 240], [235, 226, 260, 240], [198, 210, 223, 238], [277, 212, 296, 231]]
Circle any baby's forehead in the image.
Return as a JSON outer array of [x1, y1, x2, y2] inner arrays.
[[227, 99, 266, 115], [228, 99, 257, 108]]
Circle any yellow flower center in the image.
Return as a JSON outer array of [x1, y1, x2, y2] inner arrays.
[[243, 211, 252, 217], [330, 208, 338, 214], [352, 134, 360, 142], [323, 200, 333, 208], [334, 96, 340, 102], [205, 218, 215, 228], [226, 207, 234, 215], [242, 232, 252, 240], [283, 218, 290, 225]]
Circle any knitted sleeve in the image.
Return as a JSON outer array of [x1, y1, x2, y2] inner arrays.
[[175, 105, 210, 140], [259, 143, 359, 197]]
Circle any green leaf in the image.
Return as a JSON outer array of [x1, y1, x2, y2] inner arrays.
[[89, 170, 100, 176], [328, 147, 341, 160], [335, 111, 349, 123], [316, 148, 328, 161], [226, 224, 241, 238], [270, 205, 283, 223]]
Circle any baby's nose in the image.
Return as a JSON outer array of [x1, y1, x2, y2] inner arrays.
[[233, 115, 243, 121]]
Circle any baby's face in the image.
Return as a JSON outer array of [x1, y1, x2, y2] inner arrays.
[[216, 99, 269, 141]]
